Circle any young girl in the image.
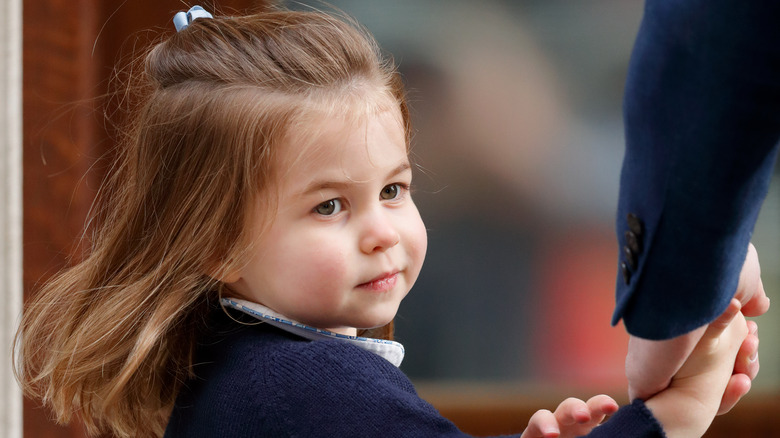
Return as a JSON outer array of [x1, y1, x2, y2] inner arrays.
[[14, 5, 755, 438]]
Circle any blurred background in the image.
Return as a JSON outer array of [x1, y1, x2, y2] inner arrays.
[[15, 0, 780, 436]]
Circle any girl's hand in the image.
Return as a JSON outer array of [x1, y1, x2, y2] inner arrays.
[[521, 395, 618, 438], [717, 317, 759, 415]]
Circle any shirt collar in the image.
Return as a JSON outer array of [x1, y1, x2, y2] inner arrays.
[[221, 298, 405, 367]]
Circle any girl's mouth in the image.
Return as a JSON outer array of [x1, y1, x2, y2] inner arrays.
[[357, 272, 399, 292]]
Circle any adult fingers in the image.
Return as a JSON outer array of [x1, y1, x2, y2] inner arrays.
[[521, 409, 560, 438], [742, 276, 770, 317], [737, 244, 770, 317]]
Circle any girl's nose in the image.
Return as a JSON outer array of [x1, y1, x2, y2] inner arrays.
[[359, 210, 401, 254]]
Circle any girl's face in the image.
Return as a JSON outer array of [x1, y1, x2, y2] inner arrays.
[[227, 107, 427, 336]]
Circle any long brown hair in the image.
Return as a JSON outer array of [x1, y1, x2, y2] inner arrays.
[[14, 8, 410, 438]]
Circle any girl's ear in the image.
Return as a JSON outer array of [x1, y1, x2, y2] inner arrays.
[[206, 258, 243, 284], [218, 269, 242, 284]]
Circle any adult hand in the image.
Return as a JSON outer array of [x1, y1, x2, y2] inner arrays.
[[735, 243, 770, 317]]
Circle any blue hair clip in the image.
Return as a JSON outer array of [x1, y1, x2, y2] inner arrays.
[[173, 5, 213, 32]]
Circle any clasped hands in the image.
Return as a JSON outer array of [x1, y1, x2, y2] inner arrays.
[[627, 243, 766, 413], [522, 244, 766, 438]]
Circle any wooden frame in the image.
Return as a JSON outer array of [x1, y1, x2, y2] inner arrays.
[[0, 0, 23, 436]]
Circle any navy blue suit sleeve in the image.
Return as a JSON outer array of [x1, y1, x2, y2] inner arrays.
[[614, 0, 780, 339]]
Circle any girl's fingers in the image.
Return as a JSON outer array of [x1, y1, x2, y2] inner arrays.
[[522, 395, 618, 438], [585, 394, 619, 420], [521, 409, 560, 438], [554, 398, 591, 426], [717, 373, 752, 415], [733, 321, 759, 379], [720, 321, 759, 415]]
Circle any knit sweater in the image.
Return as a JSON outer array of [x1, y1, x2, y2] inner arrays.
[[164, 308, 665, 437]]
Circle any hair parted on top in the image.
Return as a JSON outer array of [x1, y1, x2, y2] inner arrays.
[[14, 7, 410, 438]]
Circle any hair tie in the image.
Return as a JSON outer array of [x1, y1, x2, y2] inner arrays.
[[173, 5, 213, 32]]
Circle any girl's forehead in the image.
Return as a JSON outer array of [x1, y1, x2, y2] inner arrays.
[[278, 104, 407, 174]]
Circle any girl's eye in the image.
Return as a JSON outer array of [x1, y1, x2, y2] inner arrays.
[[314, 199, 342, 216], [380, 183, 403, 200]]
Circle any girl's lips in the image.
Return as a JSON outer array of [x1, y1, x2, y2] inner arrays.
[[357, 272, 399, 292]]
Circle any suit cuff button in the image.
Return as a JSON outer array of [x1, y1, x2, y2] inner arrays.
[[621, 262, 631, 285], [623, 246, 637, 270], [625, 230, 641, 253], [627, 213, 644, 235]]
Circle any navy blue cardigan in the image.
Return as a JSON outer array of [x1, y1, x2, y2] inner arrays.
[[164, 311, 664, 437], [615, 0, 780, 339]]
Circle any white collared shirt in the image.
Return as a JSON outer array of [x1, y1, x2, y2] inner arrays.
[[221, 298, 406, 367]]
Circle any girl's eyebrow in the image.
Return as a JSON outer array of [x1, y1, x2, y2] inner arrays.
[[300, 162, 411, 196]]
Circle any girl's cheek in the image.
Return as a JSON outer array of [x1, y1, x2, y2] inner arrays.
[[306, 247, 350, 282], [417, 226, 428, 266], [409, 214, 428, 267]]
